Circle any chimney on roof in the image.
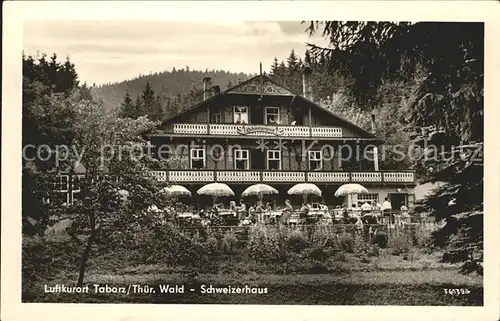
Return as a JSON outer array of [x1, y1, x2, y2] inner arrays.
[[302, 63, 313, 100], [202, 77, 212, 100]]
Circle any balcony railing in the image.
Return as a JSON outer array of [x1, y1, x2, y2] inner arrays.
[[170, 123, 343, 138], [150, 170, 415, 184]]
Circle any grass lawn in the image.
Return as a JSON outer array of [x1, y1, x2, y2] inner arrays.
[[23, 251, 483, 305]]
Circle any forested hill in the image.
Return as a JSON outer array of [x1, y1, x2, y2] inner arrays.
[[90, 68, 253, 110]]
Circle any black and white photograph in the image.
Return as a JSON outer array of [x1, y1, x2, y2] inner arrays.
[[2, 1, 499, 320]]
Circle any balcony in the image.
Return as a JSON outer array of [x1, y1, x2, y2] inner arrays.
[[150, 170, 415, 184], [169, 123, 343, 138]]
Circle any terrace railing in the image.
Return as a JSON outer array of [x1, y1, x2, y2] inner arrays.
[[170, 123, 343, 138], [150, 170, 416, 184]]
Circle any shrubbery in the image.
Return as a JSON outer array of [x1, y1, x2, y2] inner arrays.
[[246, 224, 282, 263], [388, 230, 413, 256], [338, 234, 355, 253], [287, 230, 310, 253], [23, 222, 436, 287], [131, 223, 210, 266], [22, 236, 81, 282], [221, 231, 239, 256]]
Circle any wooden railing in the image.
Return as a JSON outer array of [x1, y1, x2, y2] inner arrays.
[[150, 170, 415, 184], [171, 123, 343, 138]]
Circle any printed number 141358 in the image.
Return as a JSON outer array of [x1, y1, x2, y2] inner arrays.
[[443, 288, 471, 295]]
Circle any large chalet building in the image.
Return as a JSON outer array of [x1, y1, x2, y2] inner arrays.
[[145, 73, 417, 209]]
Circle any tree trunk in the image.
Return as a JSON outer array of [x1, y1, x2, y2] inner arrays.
[[77, 213, 96, 287]]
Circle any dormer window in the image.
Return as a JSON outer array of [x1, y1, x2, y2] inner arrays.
[[234, 106, 248, 124], [210, 108, 222, 123], [210, 112, 221, 123], [265, 107, 280, 125]]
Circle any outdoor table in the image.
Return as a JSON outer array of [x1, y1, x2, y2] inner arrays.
[[333, 209, 345, 219], [259, 210, 281, 224], [288, 214, 300, 224], [309, 210, 326, 216], [268, 210, 282, 217], [177, 212, 194, 218], [218, 210, 236, 216]]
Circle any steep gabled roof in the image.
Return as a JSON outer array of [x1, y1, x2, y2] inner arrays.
[[153, 74, 384, 142], [157, 75, 266, 126]]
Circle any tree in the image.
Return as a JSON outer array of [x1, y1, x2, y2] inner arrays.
[[78, 82, 94, 101], [65, 99, 162, 286], [135, 94, 143, 116], [140, 81, 156, 116], [286, 49, 299, 71], [22, 53, 81, 235], [306, 21, 484, 274], [304, 49, 314, 66], [59, 56, 80, 95], [152, 94, 164, 121], [270, 57, 279, 75], [119, 90, 138, 119]]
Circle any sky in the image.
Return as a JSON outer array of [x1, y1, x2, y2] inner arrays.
[[23, 21, 330, 85]]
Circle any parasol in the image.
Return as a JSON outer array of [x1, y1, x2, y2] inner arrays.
[[334, 183, 369, 207], [287, 183, 322, 203], [162, 185, 192, 198], [197, 182, 235, 205], [241, 184, 278, 202], [334, 183, 369, 197]]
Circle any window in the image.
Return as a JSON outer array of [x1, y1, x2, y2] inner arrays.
[[51, 175, 69, 192], [210, 110, 222, 123], [234, 149, 249, 170], [357, 193, 379, 206], [72, 175, 85, 193], [233, 106, 248, 124], [190, 148, 205, 169], [308, 151, 323, 170], [265, 107, 280, 124], [267, 150, 281, 170]]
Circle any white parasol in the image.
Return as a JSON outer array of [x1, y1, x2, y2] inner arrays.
[[334, 183, 369, 207], [197, 182, 235, 205], [162, 185, 192, 198], [287, 183, 322, 203], [334, 183, 369, 197], [241, 184, 278, 202]]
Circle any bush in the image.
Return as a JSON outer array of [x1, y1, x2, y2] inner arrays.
[[372, 230, 389, 248], [389, 230, 413, 256], [204, 236, 219, 256], [368, 245, 380, 257], [331, 251, 347, 262], [22, 236, 81, 282], [338, 234, 355, 253], [360, 256, 371, 263], [287, 230, 310, 253], [221, 231, 239, 256], [307, 246, 329, 262], [311, 227, 337, 248], [246, 225, 281, 263], [409, 226, 432, 249], [308, 261, 330, 274], [132, 223, 209, 266]]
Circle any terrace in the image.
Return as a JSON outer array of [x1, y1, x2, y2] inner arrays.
[[150, 170, 416, 184], [159, 123, 344, 138]]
